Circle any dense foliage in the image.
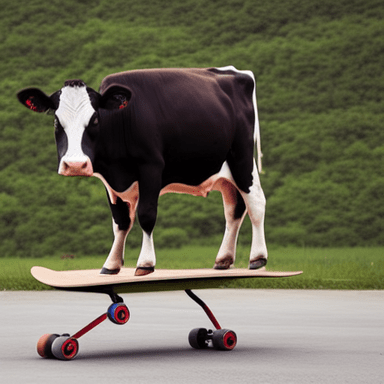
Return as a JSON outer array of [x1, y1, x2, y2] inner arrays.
[[0, 0, 383, 257]]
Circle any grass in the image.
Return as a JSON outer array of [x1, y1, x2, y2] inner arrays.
[[0, 246, 383, 290]]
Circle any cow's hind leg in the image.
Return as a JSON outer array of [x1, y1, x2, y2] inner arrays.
[[214, 180, 247, 270], [101, 197, 136, 275], [239, 162, 268, 269]]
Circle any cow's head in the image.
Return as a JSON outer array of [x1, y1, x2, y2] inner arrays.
[[17, 80, 131, 177]]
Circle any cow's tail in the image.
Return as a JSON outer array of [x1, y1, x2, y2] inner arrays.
[[244, 70, 263, 174]]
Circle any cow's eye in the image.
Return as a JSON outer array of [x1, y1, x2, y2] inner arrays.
[[90, 113, 99, 126]]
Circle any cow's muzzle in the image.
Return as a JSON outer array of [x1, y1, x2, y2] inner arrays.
[[58, 158, 93, 177]]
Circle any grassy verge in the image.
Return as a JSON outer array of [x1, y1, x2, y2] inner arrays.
[[0, 246, 383, 290]]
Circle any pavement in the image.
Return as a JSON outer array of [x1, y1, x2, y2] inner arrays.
[[1, 289, 383, 384]]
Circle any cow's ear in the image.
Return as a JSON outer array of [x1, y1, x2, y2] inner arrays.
[[100, 84, 132, 110], [17, 88, 57, 113]]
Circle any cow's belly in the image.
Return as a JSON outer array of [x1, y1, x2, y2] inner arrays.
[[93, 172, 139, 206], [94, 161, 235, 205], [161, 162, 231, 197]]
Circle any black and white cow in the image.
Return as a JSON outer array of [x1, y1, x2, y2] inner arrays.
[[17, 66, 268, 276]]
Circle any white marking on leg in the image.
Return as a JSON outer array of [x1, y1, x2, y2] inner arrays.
[[102, 220, 129, 271], [239, 161, 268, 264], [136, 231, 156, 269], [215, 180, 246, 268]]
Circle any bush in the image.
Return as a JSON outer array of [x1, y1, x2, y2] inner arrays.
[[156, 228, 189, 249]]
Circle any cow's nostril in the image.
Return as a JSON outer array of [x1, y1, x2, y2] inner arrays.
[[60, 160, 93, 176]]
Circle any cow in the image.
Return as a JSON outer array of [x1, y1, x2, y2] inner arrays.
[[17, 66, 268, 276]]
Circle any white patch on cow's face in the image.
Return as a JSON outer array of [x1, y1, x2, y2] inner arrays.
[[56, 86, 95, 175]]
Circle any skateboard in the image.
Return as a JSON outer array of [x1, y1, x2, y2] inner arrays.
[[31, 266, 302, 360]]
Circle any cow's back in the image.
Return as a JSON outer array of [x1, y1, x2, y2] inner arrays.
[[99, 68, 256, 188]]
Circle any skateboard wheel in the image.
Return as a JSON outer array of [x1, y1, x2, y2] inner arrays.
[[37, 333, 59, 358], [212, 329, 237, 351], [188, 328, 209, 349], [108, 303, 130, 324], [51, 336, 79, 360]]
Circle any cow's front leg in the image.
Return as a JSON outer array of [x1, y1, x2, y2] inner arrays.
[[135, 168, 162, 276], [101, 196, 136, 275], [135, 231, 156, 276], [101, 221, 129, 274]]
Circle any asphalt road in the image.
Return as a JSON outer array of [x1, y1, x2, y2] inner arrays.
[[1, 289, 383, 384]]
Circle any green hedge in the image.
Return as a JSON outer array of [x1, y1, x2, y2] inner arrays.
[[0, 0, 383, 257]]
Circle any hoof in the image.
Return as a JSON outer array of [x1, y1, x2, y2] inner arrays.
[[214, 255, 234, 270], [249, 257, 267, 270], [100, 267, 121, 275], [135, 266, 155, 276]]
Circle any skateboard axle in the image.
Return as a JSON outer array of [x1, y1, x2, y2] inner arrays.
[[72, 313, 108, 339], [185, 289, 222, 330]]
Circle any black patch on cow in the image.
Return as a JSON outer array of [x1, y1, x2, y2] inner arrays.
[[80, 111, 100, 163], [86, 87, 101, 111], [108, 195, 131, 231], [54, 117, 68, 162], [234, 190, 247, 220], [64, 79, 86, 87]]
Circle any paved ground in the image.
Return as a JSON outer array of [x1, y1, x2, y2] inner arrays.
[[1, 289, 383, 384]]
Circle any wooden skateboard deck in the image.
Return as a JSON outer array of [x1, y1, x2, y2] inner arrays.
[[31, 266, 303, 294]]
